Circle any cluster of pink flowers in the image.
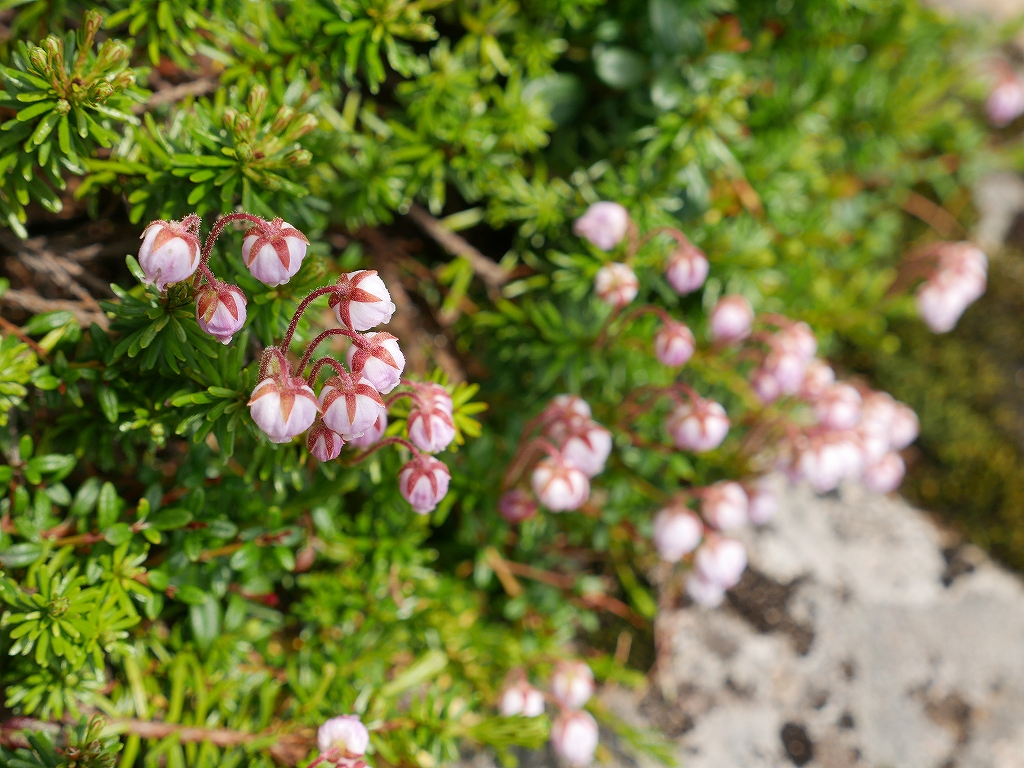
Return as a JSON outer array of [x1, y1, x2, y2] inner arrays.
[[499, 661, 599, 766], [914, 242, 987, 334], [315, 715, 369, 767], [138, 214, 455, 515]]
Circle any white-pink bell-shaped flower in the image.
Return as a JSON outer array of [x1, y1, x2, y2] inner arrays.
[[694, 536, 747, 589], [988, 74, 1024, 127], [329, 270, 396, 331], [667, 398, 730, 453], [654, 320, 696, 367], [408, 388, 457, 454], [652, 505, 703, 563], [761, 349, 809, 396], [499, 488, 538, 524], [745, 480, 778, 526], [317, 715, 369, 765], [499, 679, 545, 718], [686, 572, 726, 607], [800, 358, 835, 399], [664, 241, 709, 295], [594, 262, 639, 308], [700, 481, 749, 531], [531, 455, 590, 512], [888, 402, 919, 450], [709, 295, 753, 344], [398, 454, 451, 514], [319, 371, 385, 439], [555, 419, 612, 478], [777, 321, 817, 360], [195, 282, 247, 344], [814, 383, 862, 430], [347, 332, 406, 395], [138, 218, 201, 291], [796, 431, 865, 494], [863, 451, 906, 494], [307, 421, 344, 462], [347, 411, 387, 448], [242, 218, 309, 287], [248, 376, 320, 444], [543, 395, 592, 423], [551, 711, 599, 767], [551, 660, 594, 710], [751, 367, 782, 404], [573, 201, 630, 251]]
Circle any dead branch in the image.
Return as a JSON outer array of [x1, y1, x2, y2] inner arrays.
[[406, 204, 509, 291], [1, 288, 108, 329], [134, 77, 219, 114]]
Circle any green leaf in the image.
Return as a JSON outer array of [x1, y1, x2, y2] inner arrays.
[[149, 508, 192, 530], [97, 482, 119, 529], [98, 385, 119, 423]]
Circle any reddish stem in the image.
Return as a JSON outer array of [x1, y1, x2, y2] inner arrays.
[[306, 355, 349, 386], [282, 285, 341, 353], [297, 328, 359, 376], [385, 390, 413, 407], [200, 212, 266, 268], [343, 436, 419, 465]]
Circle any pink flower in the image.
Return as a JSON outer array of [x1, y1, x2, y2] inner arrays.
[[709, 295, 753, 344], [329, 270, 396, 331], [499, 679, 545, 717], [700, 481, 749, 531], [347, 332, 406, 395], [664, 241, 709, 295], [761, 349, 809, 396], [531, 455, 590, 512], [543, 395, 592, 423], [796, 431, 865, 493], [694, 536, 747, 589], [594, 262, 639, 308], [248, 376, 320, 444], [551, 711, 599, 767], [800, 359, 835, 399], [317, 715, 369, 764], [554, 419, 612, 478], [863, 451, 905, 494], [551, 660, 594, 710], [751, 367, 782, 404], [319, 371, 385, 439], [745, 480, 778, 526], [685, 572, 726, 607], [888, 402, 919, 450], [307, 421, 344, 462], [138, 219, 200, 291], [242, 218, 309, 287], [399, 454, 451, 514], [654, 320, 696, 367], [499, 489, 538, 523], [814, 383, 862, 430], [348, 411, 387, 448], [777, 321, 817, 360], [915, 273, 980, 333], [652, 505, 703, 562], [195, 282, 247, 344], [573, 202, 630, 251], [408, 389, 457, 453], [667, 398, 730, 453], [988, 75, 1024, 127]]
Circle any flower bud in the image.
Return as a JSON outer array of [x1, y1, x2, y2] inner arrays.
[[347, 332, 406, 395], [555, 419, 612, 478], [499, 679, 545, 718], [694, 536, 747, 589], [551, 711, 599, 767], [248, 376, 320, 444], [915, 272, 981, 334], [329, 270, 397, 331], [195, 282, 247, 344], [667, 398, 730, 453], [685, 572, 726, 607], [745, 480, 778, 526], [531, 455, 590, 512], [888, 402, 919, 450], [499, 488, 538, 523], [777, 321, 817, 360], [399, 454, 451, 514], [408, 395, 457, 454], [307, 421, 344, 462], [138, 219, 201, 291], [988, 74, 1024, 127], [863, 451, 905, 494], [317, 715, 369, 764], [543, 395, 592, 423], [573, 201, 629, 251], [654, 320, 696, 367], [751, 367, 782, 404], [800, 358, 835, 399], [700, 481, 749, 531], [347, 411, 387, 448], [319, 371, 385, 439], [419, 382, 454, 414], [652, 505, 703, 562], [796, 430, 865, 494], [709, 295, 753, 344], [594, 262, 639, 308], [550, 660, 594, 710], [761, 348, 809, 396], [241, 218, 309, 287], [814, 383, 862, 430], [664, 241, 709, 295]]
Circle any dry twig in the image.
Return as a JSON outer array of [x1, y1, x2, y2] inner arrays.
[[406, 204, 510, 291]]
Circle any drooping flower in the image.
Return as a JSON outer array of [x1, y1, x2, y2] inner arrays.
[[745, 480, 778, 526], [531, 455, 590, 512], [863, 451, 906, 494], [686, 572, 726, 607], [317, 715, 369, 766], [138, 219, 201, 291], [307, 421, 344, 462], [652, 505, 703, 563], [700, 481, 749, 531], [888, 402, 919, 450], [319, 371, 385, 439], [693, 536, 747, 589], [347, 332, 406, 394], [398, 454, 451, 514], [594, 262, 639, 308], [551, 711, 599, 767], [987, 71, 1024, 127], [552, 419, 612, 478], [573, 201, 630, 251], [654, 320, 696, 367], [347, 411, 387, 449], [543, 395, 592, 423], [499, 488, 539, 524], [195, 282, 247, 344], [550, 660, 594, 710], [666, 398, 730, 453], [241, 218, 309, 287], [915, 242, 987, 334], [709, 295, 754, 344], [329, 270, 397, 331], [499, 679, 545, 718], [800, 359, 835, 399], [664, 241, 709, 295], [814, 383, 862, 430], [248, 376, 319, 444], [796, 430, 865, 494], [408, 398, 456, 454]]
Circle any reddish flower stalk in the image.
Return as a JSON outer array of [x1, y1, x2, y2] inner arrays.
[[281, 285, 342, 353], [296, 328, 360, 375]]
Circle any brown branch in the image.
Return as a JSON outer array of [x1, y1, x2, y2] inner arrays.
[[133, 77, 219, 114], [0, 314, 49, 359], [406, 204, 510, 291], [901, 191, 965, 240], [0, 288, 108, 329]]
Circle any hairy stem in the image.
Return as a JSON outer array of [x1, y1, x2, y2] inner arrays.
[[282, 285, 339, 353]]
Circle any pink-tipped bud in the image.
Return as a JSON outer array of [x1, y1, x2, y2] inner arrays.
[[307, 422, 344, 462], [347, 410, 388, 448], [551, 660, 594, 710], [709, 295, 754, 344], [329, 270, 396, 331], [863, 451, 906, 494], [665, 241, 709, 295], [685, 572, 726, 607], [419, 382, 454, 414], [248, 376, 320, 444], [654, 320, 696, 367], [408, 392, 457, 454], [499, 679, 545, 718], [319, 371, 385, 439], [800, 358, 835, 399], [195, 282, 247, 344], [317, 715, 369, 764], [762, 349, 809, 396], [796, 431, 865, 494], [555, 419, 612, 478], [751, 367, 782, 404], [701, 481, 749, 531], [777, 321, 817, 360], [531, 455, 590, 512], [652, 505, 703, 562], [694, 536, 747, 589], [594, 262, 639, 308], [543, 395, 592, 423], [573, 201, 630, 251], [499, 488, 538, 524], [988, 74, 1024, 127], [551, 711, 599, 767], [347, 332, 406, 395], [814, 383, 862, 430], [241, 218, 309, 287], [138, 219, 200, 291], [745, 480, 778, 526], [915, 272, 983, 333], [888, 402, 919, 450], [667, 398, 730, 453], [398, 454, 451, 514]]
